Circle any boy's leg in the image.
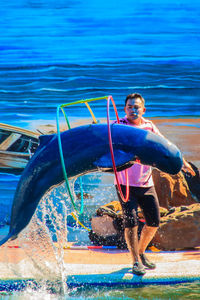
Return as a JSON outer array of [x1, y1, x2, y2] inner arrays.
[[124, 226, 140, 263], [139, 225, 158, 254], [116, 185, 146, 275], [124, 226, 146, 275], [138, 225, 158, 269], [138, 186, 160, 253], [138, 186, 160, 269]]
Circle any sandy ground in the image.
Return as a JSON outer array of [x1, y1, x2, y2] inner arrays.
[[0, 242, 199, 265], [63, 247, 200, 265], [0, 243, 199, 282]]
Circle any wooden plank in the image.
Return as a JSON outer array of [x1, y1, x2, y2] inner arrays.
[[0, 133, 22, 150], [0, 123, 40, 139], [0, 151, 29, 169]]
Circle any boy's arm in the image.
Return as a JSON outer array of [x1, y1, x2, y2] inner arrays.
[[182, 158, 196, 176]]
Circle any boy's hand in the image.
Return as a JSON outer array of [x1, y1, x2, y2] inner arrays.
[[182, 159, 196, 176]]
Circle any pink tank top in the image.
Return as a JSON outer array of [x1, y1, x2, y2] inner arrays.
[[114, 117, 162, 187]]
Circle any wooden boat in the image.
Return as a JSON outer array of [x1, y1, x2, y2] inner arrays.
[[0, 123, 40, 174]]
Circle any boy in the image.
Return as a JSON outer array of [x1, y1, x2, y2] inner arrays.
[[115, 93, 195, 275]]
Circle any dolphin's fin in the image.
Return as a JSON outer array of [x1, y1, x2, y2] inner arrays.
[[0, 232, 13, 247], [39, 134, 54, 146], [94, 150, 134, 169]]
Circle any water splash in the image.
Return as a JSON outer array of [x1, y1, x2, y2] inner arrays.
[[0, 172, 117, 297]]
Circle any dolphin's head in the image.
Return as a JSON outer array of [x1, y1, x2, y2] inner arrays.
[[138, 131, 183, 174], [110, 124, 183, 175]]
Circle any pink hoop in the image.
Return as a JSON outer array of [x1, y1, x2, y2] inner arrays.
[[107, 96, 129, 202]]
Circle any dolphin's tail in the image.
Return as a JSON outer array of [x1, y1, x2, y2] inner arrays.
[[0, 232, 15, 247]]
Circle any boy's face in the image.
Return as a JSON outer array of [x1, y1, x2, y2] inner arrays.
[[124, 98, 146, 123]]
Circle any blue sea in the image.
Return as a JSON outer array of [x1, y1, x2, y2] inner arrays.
[[0, 0, 200, 298]]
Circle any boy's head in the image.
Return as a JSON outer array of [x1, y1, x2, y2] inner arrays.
[[125, 93, 145, 106], [124, 93, 146, 124]]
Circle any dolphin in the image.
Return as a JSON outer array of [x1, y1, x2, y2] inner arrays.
[[0, 123, 183, 246]]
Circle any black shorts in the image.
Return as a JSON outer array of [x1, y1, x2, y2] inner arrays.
[[116, 185, 160, 228]]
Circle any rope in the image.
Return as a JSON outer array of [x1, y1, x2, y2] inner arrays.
[[71, 212, 91, 232]]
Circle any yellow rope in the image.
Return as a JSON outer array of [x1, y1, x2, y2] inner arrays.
[[71, 212, 91, 232]]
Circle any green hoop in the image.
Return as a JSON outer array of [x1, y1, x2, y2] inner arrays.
[[56, 96, 110, 214], [56, 105, 84, 215]]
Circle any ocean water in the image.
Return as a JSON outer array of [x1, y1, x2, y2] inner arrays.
[[0, 0, 200, 129], [0, 0, 200, 298]]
